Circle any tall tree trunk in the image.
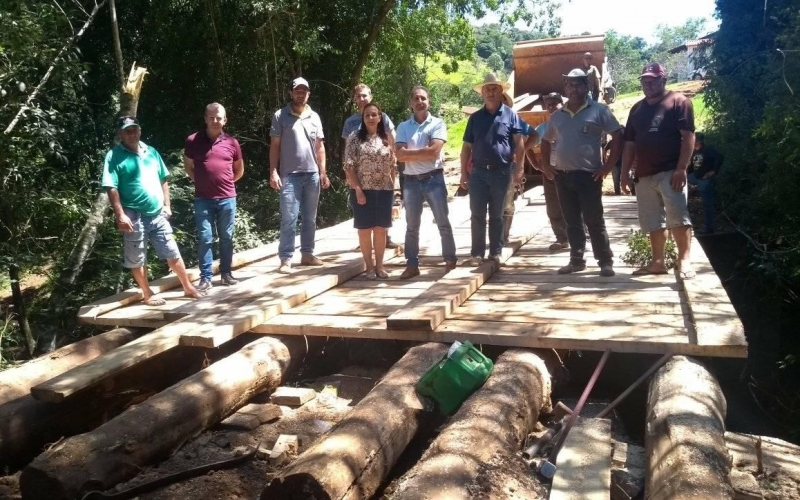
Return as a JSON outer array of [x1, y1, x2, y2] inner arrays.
[[9, 265, 35, 357], [109, 0, 125, 89], [348, 0, 396, 91], [3, 1, 107, 136]]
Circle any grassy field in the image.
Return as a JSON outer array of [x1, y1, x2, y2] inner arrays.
[[444, 118, 467, 159]]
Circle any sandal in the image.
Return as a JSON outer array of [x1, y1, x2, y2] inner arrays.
[[632, 266, 668, 276], [365, 270, 377, 280], [143, 296, 167, 306], [676, 261, 696, 280], [375, 269, 389, 279]]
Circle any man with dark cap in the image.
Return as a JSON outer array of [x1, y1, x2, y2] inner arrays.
[[270, 77, 330, 273], [622, 63, 696, 279], [102, 116, 204, 305], [541, 69, 623, 277]]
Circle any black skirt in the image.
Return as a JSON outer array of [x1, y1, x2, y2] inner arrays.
[[350, 189, 393, 229]]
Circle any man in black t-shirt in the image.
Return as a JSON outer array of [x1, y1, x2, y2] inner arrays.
[[688, 132, 723, 233]]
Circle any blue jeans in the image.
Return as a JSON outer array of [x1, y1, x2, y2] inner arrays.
[[279, 172, 320, 261], [688, 172, 715, 232], [469, 165, 512, 258], [194, 197, 236, 280], [555, 170, 613, 266], [403, 171, 456, 266]]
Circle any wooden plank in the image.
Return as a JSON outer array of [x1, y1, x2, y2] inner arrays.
[[179, 258, 366, 348], [479, 281, 681, 293], [252, 315, 747, 357], [269, 387, 317, 406], [512, 93, 538, 111], [468, 289, 683, 303], [489, 270, 678, 285], [550, 418, 612, 500], [286, 295, 409, 317], [30, 313, 226, 402], [385, 210, 547, 331]]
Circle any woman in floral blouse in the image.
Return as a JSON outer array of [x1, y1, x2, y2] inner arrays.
[[343, 102, 397, 279]]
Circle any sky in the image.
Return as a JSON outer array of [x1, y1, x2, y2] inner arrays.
[[553, 0, 719, 43]]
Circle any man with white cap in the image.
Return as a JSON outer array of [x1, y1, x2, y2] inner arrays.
[[541, 68, 622, 277], [102, 116, 204, 305], [622, 62, 696, 279], [269, 77, 330, 273], [459, 73, 525, 266]]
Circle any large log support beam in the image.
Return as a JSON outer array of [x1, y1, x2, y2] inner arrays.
[[388, 349, 552, 499], [644, 356, 734, 500], [19, 336, 302, 500], [0, 327, 145, 407], [261, 342, 449, 500]]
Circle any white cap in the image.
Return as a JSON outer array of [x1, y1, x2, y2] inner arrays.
[[292, 77, 310, 90]]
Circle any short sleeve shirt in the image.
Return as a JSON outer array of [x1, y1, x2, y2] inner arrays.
[[101, 142, 169, 216], [343, 134, 396, 191], [270, 105, 324, 177], [184, 131, 242, 199], [463, 104, 522, 168], [624, 91, 695, 178], [341, 112, 395, 139], [395, 113, 447, 175], [543, 98, 622, 172]]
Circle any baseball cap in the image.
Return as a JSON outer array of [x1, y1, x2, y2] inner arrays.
[[544, 92, 563, 103], [116, 116, 139, 130], [640, 63, 666, 78], [292, 77, 310, 90], [563, 68, 588, 79]]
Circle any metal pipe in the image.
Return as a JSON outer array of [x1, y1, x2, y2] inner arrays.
[[523, 416, 566, 459], [597, 352, 672, 419], [547, 349, 612, 465]]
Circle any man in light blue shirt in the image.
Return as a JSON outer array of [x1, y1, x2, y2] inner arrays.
[[395, 86, 457, 279]]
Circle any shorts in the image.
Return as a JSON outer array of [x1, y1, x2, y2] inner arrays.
[[350, 189, 393, 229], [122, 207, 182, 268], [635, 169, 692, 233]]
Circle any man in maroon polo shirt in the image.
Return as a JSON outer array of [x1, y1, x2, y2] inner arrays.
[[622, 63, 696, 279], [184, 103, 244, 291]]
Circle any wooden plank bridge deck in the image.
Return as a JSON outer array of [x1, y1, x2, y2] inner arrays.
[[42, 186, 746, 402]]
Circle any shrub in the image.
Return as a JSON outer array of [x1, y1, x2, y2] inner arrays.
[[621, 229, 678, 269]]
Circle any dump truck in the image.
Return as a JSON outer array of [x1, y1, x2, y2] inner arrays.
[[508, 34, 610, 178]]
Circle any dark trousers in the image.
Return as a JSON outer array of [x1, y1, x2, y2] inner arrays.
[[554, 170, 613, 266]]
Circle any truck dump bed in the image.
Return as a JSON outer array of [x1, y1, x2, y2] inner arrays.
[[513, 34, 606, 97]]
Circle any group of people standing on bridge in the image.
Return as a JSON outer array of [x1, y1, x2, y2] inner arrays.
[[100, 59, 699, 305]]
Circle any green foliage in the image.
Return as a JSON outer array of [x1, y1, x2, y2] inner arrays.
[[621, 230, 677, 270], [445, 118, 468, 158], [473, 23, 552, 72], [605, 30, 648, 94]]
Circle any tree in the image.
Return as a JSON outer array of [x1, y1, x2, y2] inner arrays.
[[605, 30, 648, 94], [487, 53, 504, 73]]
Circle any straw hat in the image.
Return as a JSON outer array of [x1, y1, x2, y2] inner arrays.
[[474, 73, 512, 94]]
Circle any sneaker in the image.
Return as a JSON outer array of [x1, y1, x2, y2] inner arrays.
[[300, 253, 323, 266], [549, 241, 570, 252], [399, 266, 420, 280], [599, 265, 615, 277], [557, 262, 586, 274], [220, 273, 238, 286], [277, 260, 292, 274], [488, 254, 501, 266], [444, 260, 457, 273], [468, 256, 483, 267], [365, 270, 377, 280], [197, 278, 213, 292]]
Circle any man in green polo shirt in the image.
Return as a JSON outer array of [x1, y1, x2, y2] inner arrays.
[[101, 116, 203, 305]]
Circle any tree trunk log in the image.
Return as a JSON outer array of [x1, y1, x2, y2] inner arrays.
[[261, 342, 449, 500], [0, 327, 144, 407], [644, 356, 733, 500], [8, 264, 35, 356], [389, 349, 553, 499], [348, 0, 396, 92], [19, 336, 301, 499], [1, 338, 256, 471]]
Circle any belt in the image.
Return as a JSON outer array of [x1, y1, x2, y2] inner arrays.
[[473, 164, 510, 170], [287, 171, 317, 176], [403, 169, 443, 181]]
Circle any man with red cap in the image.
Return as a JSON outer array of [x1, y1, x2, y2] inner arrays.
[[621, 63, 696, 279]]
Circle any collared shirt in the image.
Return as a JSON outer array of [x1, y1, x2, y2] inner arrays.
[[395, 113, 447, 175], [543, 98, 622, 173], [101, 141, 169, 216], [341, 112, 395, 139], [270, 104, 324, 177], [184, 131, 242, 199], [462, 103, 523, 168]]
